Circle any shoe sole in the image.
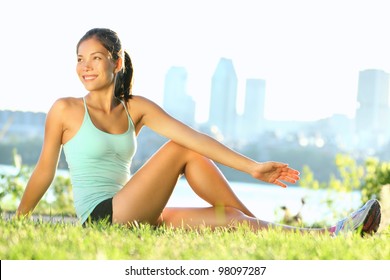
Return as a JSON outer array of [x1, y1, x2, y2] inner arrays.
[[361, 200, 381, 236]]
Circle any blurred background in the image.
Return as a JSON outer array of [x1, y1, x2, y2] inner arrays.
[[1, 0, 390, 226]]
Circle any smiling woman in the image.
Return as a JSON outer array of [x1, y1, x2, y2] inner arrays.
[[15, 28, 381, 238]]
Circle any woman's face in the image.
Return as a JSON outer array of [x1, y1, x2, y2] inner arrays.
[[76, 38, 119, 93]]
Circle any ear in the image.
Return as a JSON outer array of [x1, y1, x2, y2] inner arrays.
[[114, 57, 123, 73]]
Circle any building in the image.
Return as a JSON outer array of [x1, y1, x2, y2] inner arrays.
[[355, 69, 390, 150], [240, 78, 266, 140], [208, 58, 238, 142], [163, 66, 196, 126]]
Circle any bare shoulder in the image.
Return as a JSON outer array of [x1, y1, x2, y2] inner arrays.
[[126, 95, 164, 131], [129, 95, 156, 106], [45, 97, 84, 127], [51, 97, 83, 111], [47, 97, 83, 117], [128, 95, 163, 112], [127, 95, 160, 115]]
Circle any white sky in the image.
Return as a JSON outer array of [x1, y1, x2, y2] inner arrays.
[[1, 0, 390, 122]]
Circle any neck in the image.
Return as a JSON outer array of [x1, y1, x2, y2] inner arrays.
[[85, 90, 120, 113]]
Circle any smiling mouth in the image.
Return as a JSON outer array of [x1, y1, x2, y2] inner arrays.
[[83, 75, 97, 81]]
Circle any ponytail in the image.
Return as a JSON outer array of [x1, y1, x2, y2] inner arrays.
[[115, 51, 133, 101]]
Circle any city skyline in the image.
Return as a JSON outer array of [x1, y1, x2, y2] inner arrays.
[[161, 59, 390, 151], [2, 67, 389, 155], [1, 0, 390, 122]]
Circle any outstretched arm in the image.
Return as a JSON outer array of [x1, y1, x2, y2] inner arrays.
[[16, 100, 64, 217], [132, 96, 299, 188]]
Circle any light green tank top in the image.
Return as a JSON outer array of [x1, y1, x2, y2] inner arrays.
[[63, 97, 137, 224]]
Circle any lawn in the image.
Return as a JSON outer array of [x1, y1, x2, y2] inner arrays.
[[1, 218, 389, 260]]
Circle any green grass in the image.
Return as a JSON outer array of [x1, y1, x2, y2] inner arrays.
[[1, 218, 389, 260]]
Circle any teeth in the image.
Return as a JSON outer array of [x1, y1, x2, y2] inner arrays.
[[84, 76, 96, 80]]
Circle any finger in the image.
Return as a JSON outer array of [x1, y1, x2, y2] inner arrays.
[[287, 174, 300, 181], [274, 180, 287, 188], [279, 176, 298, 184], [279, 172, 300, 182], [282, 167, 300, 175]]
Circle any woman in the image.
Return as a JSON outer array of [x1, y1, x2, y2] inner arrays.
[[17, 28, 381, 236]]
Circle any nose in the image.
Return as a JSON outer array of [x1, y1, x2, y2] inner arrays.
[[83, 62, 92, 71], [80, 59, 92, 71]]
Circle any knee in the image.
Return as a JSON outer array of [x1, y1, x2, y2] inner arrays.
[[164, 140, 202, 160], [164, 140, 186, 152], [219, 206, 246, 222]]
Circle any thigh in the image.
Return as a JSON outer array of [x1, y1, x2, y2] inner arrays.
[[112, 141, 190, 225]]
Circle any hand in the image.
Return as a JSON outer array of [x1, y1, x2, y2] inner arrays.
[[250, 161, 300, 188]]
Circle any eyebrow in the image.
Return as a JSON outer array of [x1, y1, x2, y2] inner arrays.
[[77, 51, 107, 57]]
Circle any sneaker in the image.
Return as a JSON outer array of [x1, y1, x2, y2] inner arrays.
[[334, 199, 381, 236]]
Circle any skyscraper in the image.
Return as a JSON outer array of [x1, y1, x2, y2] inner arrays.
[[355, 69, 390, 149], [241, 79, 266, 140], [208, 58, 238, 142], [163, 66, 196, 126]]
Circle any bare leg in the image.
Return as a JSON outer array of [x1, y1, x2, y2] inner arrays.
[[113, 141, 254, 223], [113, 141, 328, 234], [160, 207, 328, 234], [178, 148, 256, 217]]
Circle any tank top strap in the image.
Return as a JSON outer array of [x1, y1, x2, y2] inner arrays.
[[82, 96, 131, 125], [82, 97, 89, 118], [118, 98, 131, 119], [82, 97, 87, 109]]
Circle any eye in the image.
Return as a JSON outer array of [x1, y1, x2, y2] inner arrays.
[[77, 57, 83, 63], [94, 56, 102, 60]]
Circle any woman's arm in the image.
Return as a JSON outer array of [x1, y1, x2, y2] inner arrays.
[[133, 96, 299, 187], [16, 100, 65, 217]]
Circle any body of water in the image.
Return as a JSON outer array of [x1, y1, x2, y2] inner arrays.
[[169, 179, 361, 225], [1, 164, 361, 225]]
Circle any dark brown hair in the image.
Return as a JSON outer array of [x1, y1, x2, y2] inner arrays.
[[77, 28, 133, 101]]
